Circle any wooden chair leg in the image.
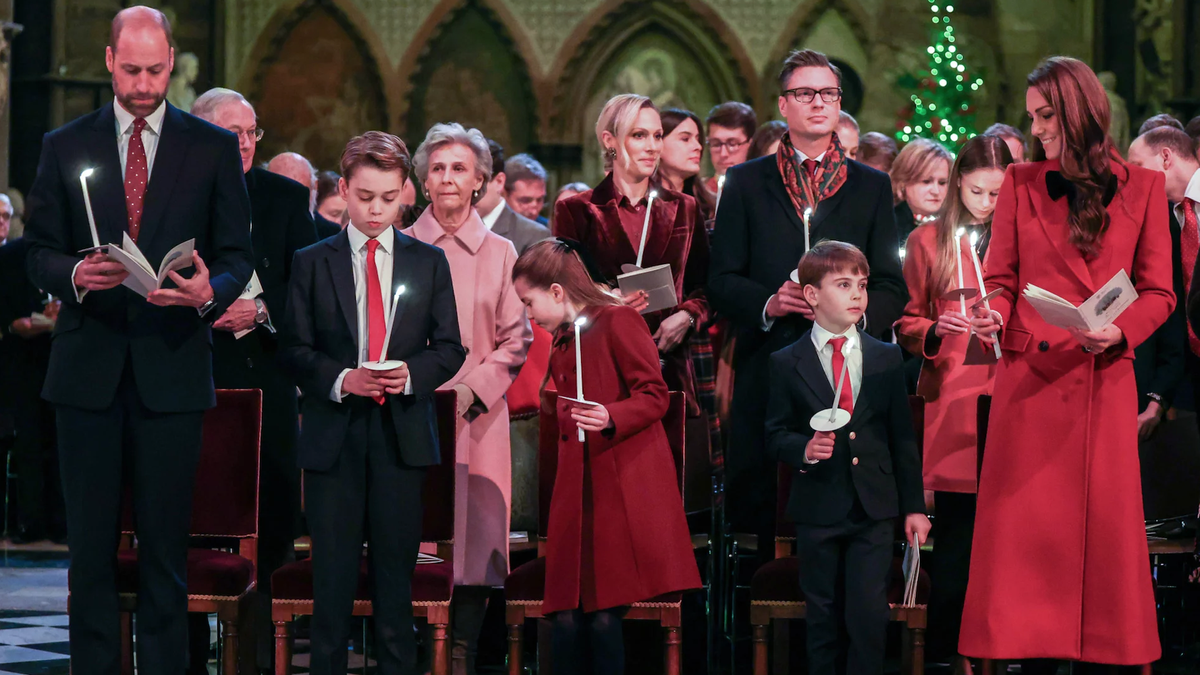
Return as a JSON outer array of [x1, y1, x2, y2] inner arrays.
[[120, 611, 134, 675], [752, 622, 768, 675], [507, 621, 523, 675], [221, 617, 238, 675], [909, 627, 925, 675], [901, 621, 912, 675], [274, 620, 291, 675], [772, 618, 790, 675], [663, 625, 681, 675], [432, 619, 450, 675]]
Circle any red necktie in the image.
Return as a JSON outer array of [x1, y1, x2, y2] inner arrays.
[[1181, 198, 1200, 355], [125, 118, 148, 242], [803, 158, 819, 182], [829, 336, 854, 414], [366, 239, 386, 405]]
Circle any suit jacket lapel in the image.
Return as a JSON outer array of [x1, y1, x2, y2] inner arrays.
[[810, 173, 851, 235], [137, 104, 190, 248], [326, 231, 359, 347], [88, 106, 128, 246], [491, 207, 512, 239], [849, 335, 885, 427], [763, 162, 807, 237], [246, 169, 268, 258], [1029, 161, 1095, 291], [794, 335, 834, 406], [387, 230, 413, 356], [645, 196, 679, 267]]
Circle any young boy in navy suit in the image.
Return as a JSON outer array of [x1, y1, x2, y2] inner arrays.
[[765, 240, 930, 675], [279, 132, 465, 675]]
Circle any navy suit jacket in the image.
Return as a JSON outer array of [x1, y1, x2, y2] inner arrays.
[[24, 102, 254, 412], [279, 227, 465, 470], [765, 331, 925, 526]]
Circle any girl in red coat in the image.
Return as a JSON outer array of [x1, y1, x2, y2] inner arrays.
[[965, 57, 1173, 673], [512, 239, 701, 675]]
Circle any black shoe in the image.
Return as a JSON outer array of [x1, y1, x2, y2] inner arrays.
[[10, 527, 47, 545]]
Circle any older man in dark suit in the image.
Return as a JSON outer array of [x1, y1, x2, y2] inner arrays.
[[23, 7, 253, 674], [478, 139, 549, 254]]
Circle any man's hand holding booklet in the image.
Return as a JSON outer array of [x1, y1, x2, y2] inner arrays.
[[1021, 269, 1137, 332]]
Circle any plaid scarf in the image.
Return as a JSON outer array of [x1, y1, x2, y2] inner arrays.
[[776, 131, 849, 222]]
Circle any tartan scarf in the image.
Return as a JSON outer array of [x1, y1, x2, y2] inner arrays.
[[776, 131, 849, 221]]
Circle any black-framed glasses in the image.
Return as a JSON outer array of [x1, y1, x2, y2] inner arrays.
[[782, 87, 843, 104], [706, 138, 750, 152]]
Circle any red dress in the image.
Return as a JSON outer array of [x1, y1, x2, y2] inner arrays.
[[959, 159, 1173, 665], [542, 305, 701, 613], [895, 224, 995, 493]]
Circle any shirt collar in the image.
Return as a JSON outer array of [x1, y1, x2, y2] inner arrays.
[[346, 222, 395, 256], [114, 99, 167, 137], [1184, 169, 1200, 205], [793, 146, 827, 164], [480, 200, 506, 230], [810, 321, 859, 353], [411, 205, 488, 254]]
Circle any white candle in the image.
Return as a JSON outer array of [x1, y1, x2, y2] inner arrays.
[[634, 190, 658, 269], [574, 315, 588, 441], [715, 175, 726, 214], [378, 284, 406, 362], [829, 349, 850, 422], [967, 234, 1003, 359], [954, 228, 967, 315], [803, 207, 813, 252], [79, 169, 100, 249]]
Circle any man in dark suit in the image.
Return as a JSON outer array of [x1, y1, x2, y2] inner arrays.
[[190, 87, 318, 670], [765, 241, 926, 675], [478, 140, 550, 254], [708, 49, 906, 553], [279, 132, 464, 675], [503, 153, 551, 226], [23, 8, 253, 674], [0, 236, 63, 544]]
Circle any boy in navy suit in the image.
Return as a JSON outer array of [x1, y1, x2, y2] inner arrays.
[[279, 132, 464, 675], [765, 241, 929, 675]]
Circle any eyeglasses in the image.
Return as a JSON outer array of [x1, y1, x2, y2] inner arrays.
[[706, 138, 749, 152], [782, 87, 843, 104], [232, 127, 265, 142]]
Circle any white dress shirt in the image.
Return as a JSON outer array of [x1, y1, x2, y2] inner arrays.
[[480, 200, 505, 231], [1172, 169, 1200, 227], [330, 225, 412, 401], [762, 147, 828, 330], [805, 322, 862, 464]]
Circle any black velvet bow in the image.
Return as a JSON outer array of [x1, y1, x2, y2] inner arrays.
[[1045, 170, 1118, 207]]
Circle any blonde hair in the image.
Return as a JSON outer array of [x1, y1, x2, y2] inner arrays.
[[889, 138, 953, 204], [596, 94, 658, 173]]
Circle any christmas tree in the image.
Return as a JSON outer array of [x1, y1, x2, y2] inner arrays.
[[895, 0, 985, 149]]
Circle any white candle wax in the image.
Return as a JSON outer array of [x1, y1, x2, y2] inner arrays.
[[378, 284, 406, 362], [79, 169, 100, 249], [714, 174, 726, 214], [803, 207, 813, 252], [967, 235, 1003, 359], [574, 316, 587, 441], [954, 230, 967, 315], [634, 190, 657, 269]]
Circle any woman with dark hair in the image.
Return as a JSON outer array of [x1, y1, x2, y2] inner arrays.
[[748, 120, 789, 160], [659, 108, 716, 218], [895, 134, 1014, 675], [963, 57, 1173, 673]]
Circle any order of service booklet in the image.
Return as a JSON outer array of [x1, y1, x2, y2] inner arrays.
[[616, 263, 678, 315], [103, 232, 197, 298], [1022, 269, 1138, 332]]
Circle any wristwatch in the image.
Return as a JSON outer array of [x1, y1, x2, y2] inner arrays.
[[254, 298, 268, 324], [198, 297, 217, 317]]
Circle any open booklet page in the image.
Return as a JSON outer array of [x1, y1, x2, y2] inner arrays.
[[104, 234, 196, 298], [1022, 269, 1137, 332]]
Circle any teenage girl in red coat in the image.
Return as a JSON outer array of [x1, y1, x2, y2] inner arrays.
[[511, 239, 700, 675]]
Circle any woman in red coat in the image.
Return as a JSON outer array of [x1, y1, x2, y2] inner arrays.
[[512, 240, 700, 675], [554, 94, 710, 416], [895, 134, 1013, 674], [964, 57, 1173, 673]]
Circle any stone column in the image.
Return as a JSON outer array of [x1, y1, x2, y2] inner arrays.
[[0, 0, 21, 190]]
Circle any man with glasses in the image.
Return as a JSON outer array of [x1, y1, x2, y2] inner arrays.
[[191, 86, 317, 672], [708, 49, 907, 577], [704, 101, 757, 194]]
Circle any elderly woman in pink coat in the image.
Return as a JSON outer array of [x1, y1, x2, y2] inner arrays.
[[405, 122, 532, 673]]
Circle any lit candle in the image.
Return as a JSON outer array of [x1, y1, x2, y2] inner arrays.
[[954, 228, 967, 315], [803, 207, 813, 252], [634, 190, 658, 269], [967, 234, 1002, 359], [715, 174, 726, 214], [574, 315, 588, 441], [898, 246, 906, 262], [378, 284, 406, 363], [79, 169, 100, 249]]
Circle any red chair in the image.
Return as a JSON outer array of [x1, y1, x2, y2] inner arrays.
[[748, 396, 932, 675], [112, 389, 263, 675], [504, 389, 689, 675], [270, 390, 458, 675]]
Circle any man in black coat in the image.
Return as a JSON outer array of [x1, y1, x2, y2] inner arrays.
[[707, 49, 906, 557], [23, 8, 253, 674], [189, 87, 318, 670]]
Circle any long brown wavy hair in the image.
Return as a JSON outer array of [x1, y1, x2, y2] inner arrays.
[[1027, 57, 1117, 258], [927, 135, 1014, 295]]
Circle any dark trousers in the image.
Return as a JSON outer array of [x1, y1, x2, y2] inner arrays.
[[58, 364, 204, 675], [928, 491, 976, 659], [305, 399, 425, 675], [795, 512, 893, 675], [12, 392, 62, 537]]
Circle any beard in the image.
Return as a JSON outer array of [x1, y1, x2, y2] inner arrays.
[[113, 81, 166, 117]]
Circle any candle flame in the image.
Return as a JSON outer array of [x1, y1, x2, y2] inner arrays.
[[803, 207, 812, 223], [717, 175, 726, 188], [898, 246, 906, 261], [80, 168, 94, 179], [574, 316, 588, 328], [648, 189, 658, 199]]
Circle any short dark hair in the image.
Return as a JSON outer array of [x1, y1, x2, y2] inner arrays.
[[1187, 116, 1200, 141], [706, 102, 757, 141], [795, 240, 870, 289], [778, 49, 841, 92], [504, 153, 548, 186], [1138, 126, 1197, 161], [1137, 113, 1184, 137], [340, 131, 411, 183], [983, 123, 1025, 145], [316, 170, 341, 205], [486, 139, 506, 179], [748, 120, 788, 160], [857, 132, 898, 171]]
